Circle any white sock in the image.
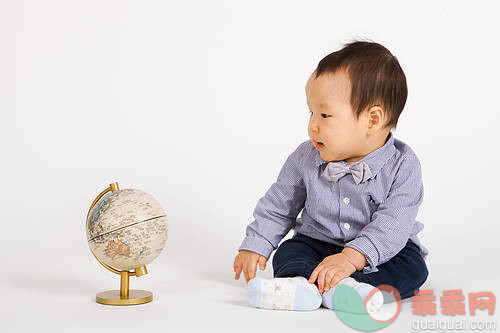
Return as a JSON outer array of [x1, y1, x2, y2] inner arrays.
[[321, 277, 384, 314], [247, 276, 322, 311]]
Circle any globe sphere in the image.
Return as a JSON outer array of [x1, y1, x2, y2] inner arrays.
[[86, 188, 167, 271]]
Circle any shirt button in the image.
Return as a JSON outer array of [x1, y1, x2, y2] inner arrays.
[[344, 222, 351, 230], [343, 197, 350, 205]]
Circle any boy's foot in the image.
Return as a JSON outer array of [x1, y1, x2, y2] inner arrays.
[[247, 276, 321, 311], [321, 277, 384, 314]]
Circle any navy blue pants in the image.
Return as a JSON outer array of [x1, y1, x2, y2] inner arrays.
[[272, 233, 429, 300]]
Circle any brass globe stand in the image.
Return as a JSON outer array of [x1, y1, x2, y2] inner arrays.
[[87, 182, 153, 305]]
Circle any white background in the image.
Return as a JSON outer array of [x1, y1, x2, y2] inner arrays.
[[1, 1, 499, 332]]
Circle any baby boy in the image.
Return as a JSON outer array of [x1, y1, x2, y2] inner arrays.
[[233, 40, 429, 312]]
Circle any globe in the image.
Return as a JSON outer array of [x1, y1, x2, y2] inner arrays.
[[86, 187, 168, 271]]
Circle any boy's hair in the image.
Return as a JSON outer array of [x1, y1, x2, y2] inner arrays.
[[314, 40, 407, 130]]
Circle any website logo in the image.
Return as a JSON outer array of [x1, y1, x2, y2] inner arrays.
[[332, 286, 496, 332], [332, 284, 402, 331]]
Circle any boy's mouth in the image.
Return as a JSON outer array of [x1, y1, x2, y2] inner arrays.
[[314, 140, 325, 149]]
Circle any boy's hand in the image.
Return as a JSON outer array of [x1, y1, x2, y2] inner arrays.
[[233, 250, 267, 283], [308, 253, 356, 293]]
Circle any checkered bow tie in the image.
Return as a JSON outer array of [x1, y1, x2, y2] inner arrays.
[[321, 160, 372, 184]]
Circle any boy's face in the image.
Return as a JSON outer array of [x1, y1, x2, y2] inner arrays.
[[306, 70, 369, 163]]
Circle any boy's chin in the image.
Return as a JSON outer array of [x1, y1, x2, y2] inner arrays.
[[319, 151, 336, 162], [320, 152, 345, 163]]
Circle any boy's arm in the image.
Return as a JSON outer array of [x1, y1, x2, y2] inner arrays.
[[341, 247, 368, 271], [344, 154, 424, 274], [238, 143, 308, 259]]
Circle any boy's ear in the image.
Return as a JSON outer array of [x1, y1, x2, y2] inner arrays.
[[366, 105, 384, 132]]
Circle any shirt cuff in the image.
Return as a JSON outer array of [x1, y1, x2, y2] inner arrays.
[[345, 236, 380, 274], [238, 236, 275, 259]]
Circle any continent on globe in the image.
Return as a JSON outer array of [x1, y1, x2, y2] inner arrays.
[[105, 239, 131, 259]]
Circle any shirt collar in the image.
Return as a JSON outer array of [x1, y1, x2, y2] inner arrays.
[[313, 131, 396, 179]]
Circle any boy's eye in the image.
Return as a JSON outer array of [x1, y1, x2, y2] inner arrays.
[[308, 111, 331, 118]]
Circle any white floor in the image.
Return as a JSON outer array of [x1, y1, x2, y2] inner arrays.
[[3, 245, 498, 333]]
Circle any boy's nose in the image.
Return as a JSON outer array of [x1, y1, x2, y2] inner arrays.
[[310, 124, 319, 133]]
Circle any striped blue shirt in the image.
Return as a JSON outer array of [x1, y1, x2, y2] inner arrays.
[[238, 131, 428, 274]]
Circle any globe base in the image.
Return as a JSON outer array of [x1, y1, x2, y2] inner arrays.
[[96, 289, 153, 305]]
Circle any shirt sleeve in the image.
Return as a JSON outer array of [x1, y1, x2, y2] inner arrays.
[[238, 144, 308, 259], [345, 155, 424, 274]]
